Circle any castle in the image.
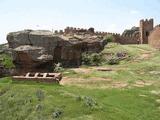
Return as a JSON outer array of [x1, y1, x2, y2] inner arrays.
[[54, 18, 157, 46], [6, 18, 160, 74]]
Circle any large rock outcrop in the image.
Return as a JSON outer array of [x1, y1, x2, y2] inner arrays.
[[12, 45, 53, 74], [7, 29, 107, 73]]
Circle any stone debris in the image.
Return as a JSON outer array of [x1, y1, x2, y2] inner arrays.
[[96, 68, 113, 72], [12, 72, 62, 83]]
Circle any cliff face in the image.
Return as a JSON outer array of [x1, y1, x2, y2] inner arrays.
[[7, 30, 107, 73]]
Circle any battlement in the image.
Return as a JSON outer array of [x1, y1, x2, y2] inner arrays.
[[54, 30, 64, 34], [140, 18, 154, 25], [64, 27, 93, 34], [54, 27, 120, 36], [95, 32, 120, 36]]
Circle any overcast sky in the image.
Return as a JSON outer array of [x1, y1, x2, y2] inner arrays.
[[0, 0, 160, 44]]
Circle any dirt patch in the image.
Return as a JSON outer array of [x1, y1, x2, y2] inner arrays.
[[60, 77, 112, 85], [61, 77, 130, 89], [71, 68, 92, 74], [149, 71, 160, 75], [133, 80, 154, 87], [111, 82, 128, 88], [96, 68, 113, 72], [138, 52, 153, 60]]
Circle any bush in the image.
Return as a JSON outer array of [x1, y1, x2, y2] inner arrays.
[[82, 53, 103, 66], [0, 54, 15, 69], [83, 96, 98, 108], [75, 96, 99, 109], [104, 35, 113, 43], [107, 57, 120, 65]]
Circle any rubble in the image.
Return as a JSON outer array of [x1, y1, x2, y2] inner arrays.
[[12, 72, 62, 83]]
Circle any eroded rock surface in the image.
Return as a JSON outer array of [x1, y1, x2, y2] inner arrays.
[[7, 29, 107, 73], [12, 45, 53, 74]]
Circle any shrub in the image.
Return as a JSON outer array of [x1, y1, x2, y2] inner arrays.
[[104, 35, 114, 43], [107, 57, 120, 65], [83, 96, 98, 108], [0, 54, 15, 69], [75, 96, 99, 109], [82, 53, 103, 66]]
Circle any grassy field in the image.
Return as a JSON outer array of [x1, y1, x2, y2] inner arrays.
[[1, 44, 160, 120]]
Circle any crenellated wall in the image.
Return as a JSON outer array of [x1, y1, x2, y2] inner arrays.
[[114, 35, 140, 44], [53, 19, 155, 45], [64, 27, 90, 34]]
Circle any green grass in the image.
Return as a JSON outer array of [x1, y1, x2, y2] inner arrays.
[[1, 44, 160, 120], [0, 80, 160, 120]]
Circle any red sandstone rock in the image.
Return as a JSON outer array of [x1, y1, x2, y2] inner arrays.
[[7, 29, 107, 73]]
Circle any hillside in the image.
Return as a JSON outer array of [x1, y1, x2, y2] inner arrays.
[[1, 44, 160, 120]]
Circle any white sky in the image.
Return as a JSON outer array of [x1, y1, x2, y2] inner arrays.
[[0, 0, 160, 44]]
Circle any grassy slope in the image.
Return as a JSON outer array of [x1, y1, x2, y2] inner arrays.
[[0, 44, 160, 120]]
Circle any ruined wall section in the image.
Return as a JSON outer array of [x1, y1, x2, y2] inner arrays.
[[114, 35, 140, 44], [148, 25, 160, 49], [54, 27, 140, 44]]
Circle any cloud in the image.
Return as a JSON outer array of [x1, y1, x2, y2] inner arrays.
[[130, 10, 139, 14]]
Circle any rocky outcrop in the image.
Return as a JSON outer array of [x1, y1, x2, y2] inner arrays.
[[0, 65, 6, 77], [12, 45, 53, 74], [7, 29, 107, 73], [0, 43, 12, 55], [0, 64, 13, 77]]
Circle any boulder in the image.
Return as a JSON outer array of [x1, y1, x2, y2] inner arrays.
[[13, 45, 53, 74], [7, 30, 107, 73]]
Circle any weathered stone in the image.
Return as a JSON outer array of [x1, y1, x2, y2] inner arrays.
[[149, 26, 160, 49], [0, 64, 12, 77], [7, 29, 107, 73], [12, 45, 53, 74]]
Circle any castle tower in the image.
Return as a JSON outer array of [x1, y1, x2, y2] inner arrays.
[[140, 19, 154, 44]]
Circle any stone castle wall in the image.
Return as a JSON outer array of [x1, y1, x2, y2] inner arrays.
[[148, 26, 160, 49], [53, 19, 154, 45], [114, 35, 140, 44], [140, 19, 154, 44]]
